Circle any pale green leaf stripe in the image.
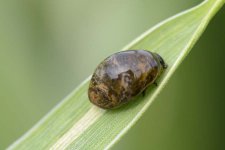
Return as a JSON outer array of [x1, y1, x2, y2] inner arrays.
[[50, 106, 104, 149], [8, 0, 224, 149]]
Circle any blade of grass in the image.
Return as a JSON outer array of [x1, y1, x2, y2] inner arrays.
[[8, 0, 224, 149]]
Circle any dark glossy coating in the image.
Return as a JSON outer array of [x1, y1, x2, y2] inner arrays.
[[88, 50, 167, 109]]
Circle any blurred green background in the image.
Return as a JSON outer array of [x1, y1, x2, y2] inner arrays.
[[0, 0, 224, 149]]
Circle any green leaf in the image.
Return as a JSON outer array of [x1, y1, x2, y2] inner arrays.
[[8, 0, 224, 149]]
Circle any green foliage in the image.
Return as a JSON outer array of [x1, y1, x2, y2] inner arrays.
[[8, 0, 224, 149]]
